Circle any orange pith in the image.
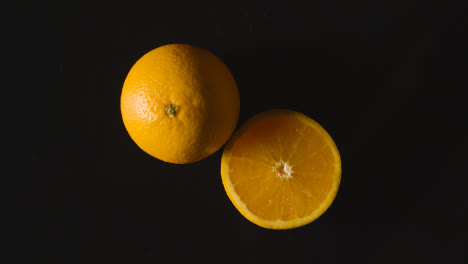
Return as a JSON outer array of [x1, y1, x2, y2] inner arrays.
[[221, 109, 341, 229]]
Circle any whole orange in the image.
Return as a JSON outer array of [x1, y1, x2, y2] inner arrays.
[[121, 44, 240, 164]]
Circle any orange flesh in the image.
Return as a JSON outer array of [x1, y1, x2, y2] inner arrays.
[[227, 115, 338, 222]]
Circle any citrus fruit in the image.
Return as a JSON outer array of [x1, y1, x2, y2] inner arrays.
[[121, 44, 240, 164], [221, 109, 341, 229]]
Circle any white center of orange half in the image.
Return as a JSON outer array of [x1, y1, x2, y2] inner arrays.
[[273, 160, 293, 179]]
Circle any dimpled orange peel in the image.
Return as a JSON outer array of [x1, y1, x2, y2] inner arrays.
[[121, 44, 240, 164]]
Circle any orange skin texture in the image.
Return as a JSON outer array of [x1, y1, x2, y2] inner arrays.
[[121, 44, 240, 164]]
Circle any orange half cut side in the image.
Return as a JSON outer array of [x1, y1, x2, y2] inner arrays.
[[221, 109, 341, 229]]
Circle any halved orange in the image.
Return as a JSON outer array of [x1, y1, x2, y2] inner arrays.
[[221, 109, 341, 229]]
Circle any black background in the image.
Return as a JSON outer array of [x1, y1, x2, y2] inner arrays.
[[7, 1, 467, 262]]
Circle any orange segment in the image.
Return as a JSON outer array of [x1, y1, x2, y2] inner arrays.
[[221, 109, 341, 229]]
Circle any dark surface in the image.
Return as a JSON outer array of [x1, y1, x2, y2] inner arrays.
[[8, 1, 467, 262]]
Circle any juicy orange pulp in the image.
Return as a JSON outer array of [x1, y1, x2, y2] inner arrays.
[[221, 109, 341, 229]]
